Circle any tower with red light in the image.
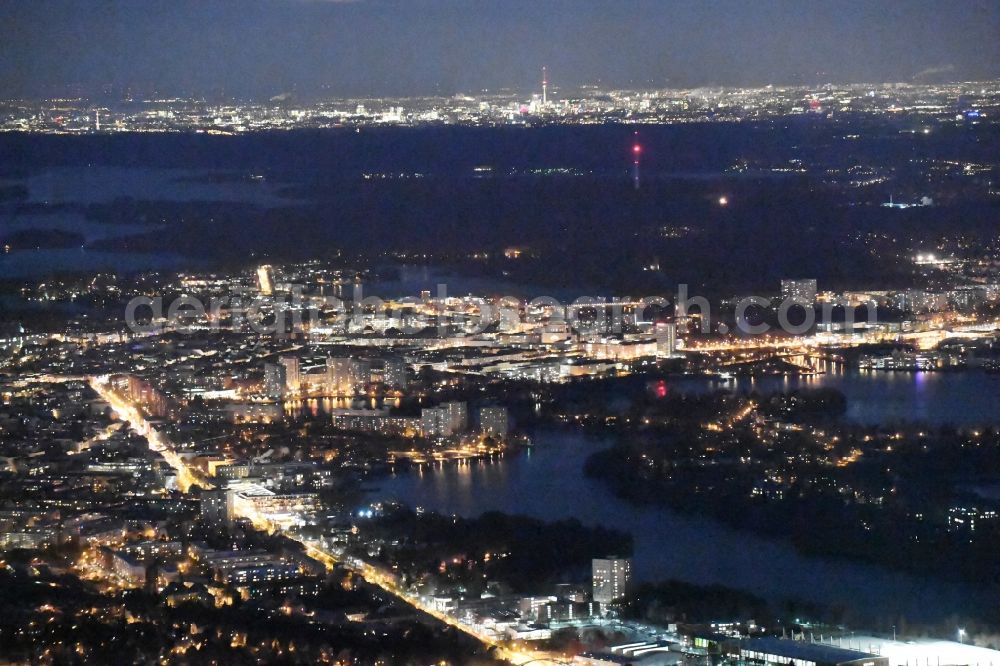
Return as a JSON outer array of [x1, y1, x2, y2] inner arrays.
[[632, 131, 642, 190]]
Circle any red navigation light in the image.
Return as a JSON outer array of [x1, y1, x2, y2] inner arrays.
[[633, 144, 642, 154]]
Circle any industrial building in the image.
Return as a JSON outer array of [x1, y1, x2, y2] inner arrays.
[[740, 638, 888, 666]]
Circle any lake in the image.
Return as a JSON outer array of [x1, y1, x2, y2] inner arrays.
[[370, 370, 1000, 626]]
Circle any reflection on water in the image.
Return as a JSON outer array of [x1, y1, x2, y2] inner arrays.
[[284, 395, 400, 418], [670, 366, 1000, 426], [375, 423, 999, 625]]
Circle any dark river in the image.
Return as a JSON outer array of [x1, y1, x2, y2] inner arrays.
[[371, 371, 1000, 625]]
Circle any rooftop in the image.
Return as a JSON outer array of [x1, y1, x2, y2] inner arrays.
[[741, 638, 878, 663]]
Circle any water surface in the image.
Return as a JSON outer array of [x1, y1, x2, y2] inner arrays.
[[374, 421, 998, 624]]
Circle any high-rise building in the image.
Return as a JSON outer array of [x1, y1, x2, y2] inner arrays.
[[326, 357, 349, 395], [895, 289, 946, 314], [257, 265, 275, 296], [326, 357, 369, 396], [354, 359, 371, 390], [592, 557, 632, 605], [382, 357, 408, 390], [444, 401, 468, 434], [479, 406, 509, 439], [419, 402, 466, 437], [201, 489, 235, 528], [655, 321, 677, 358], [279, 356, 301, 395], [781, 279, 818, 306], [421, 407, 447, 438], [263, 363, 286, 399]]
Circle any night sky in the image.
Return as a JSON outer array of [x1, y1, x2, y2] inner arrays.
[[1, 0, 998, 99]]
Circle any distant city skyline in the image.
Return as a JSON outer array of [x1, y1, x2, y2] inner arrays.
[[1, 0, 997, 100]]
